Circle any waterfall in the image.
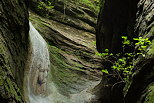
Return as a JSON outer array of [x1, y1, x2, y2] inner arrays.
[[28, 22, 51, 103], [27, 22, 100, 103]]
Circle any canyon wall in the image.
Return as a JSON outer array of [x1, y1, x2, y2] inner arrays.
[[96, 0, 154, 103], [0, 0, 29, 102]]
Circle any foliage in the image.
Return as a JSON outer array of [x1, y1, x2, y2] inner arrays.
[[96, 36, 152, 82], [37, 1, 54, 9], [122, 36, 131, 47], [102, 69, 109, 74], [78, 0, 101, 13], [133, 37, 152, 57], [96, 49, 113, 58], [37, 1, 54, 17], [58, 0, 101, 13]]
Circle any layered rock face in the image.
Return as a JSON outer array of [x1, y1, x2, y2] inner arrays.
[[96, 0, 154, 103], [29, 0, 102, 80], [29, 0, 97, 33], [28, 0, 103, 102], [0, 0, 29, 102]]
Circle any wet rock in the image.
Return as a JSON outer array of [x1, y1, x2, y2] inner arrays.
[[29, 12, 103, 76], [29, 3, 103, 102], [28, 22, 50, 96], [44, 70, 48, 78], [37, 70, 48, 85], [38, 72, 44, 85]]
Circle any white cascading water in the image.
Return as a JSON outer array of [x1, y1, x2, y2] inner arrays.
[[27, 22, 99, 103], [28, 22, 51, 103]]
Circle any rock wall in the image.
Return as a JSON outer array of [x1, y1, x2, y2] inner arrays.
[[28, 0, 103, 79], [28, 1, 103, 102], [29, 0, 97, 33], [0, 0, 29, 102], [96, 0, 154, 103], [124, 0, 154, 103], [96, 0, 138, 53]]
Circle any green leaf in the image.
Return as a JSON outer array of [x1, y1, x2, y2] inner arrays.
[[133, 38, 139, 41], [137, 52, 142, 55], [123, 40, 130, 45], [95, 52, 101, 56], [135, 42, 139, 45], [104, 49, 109, 52], [110, 53, 113, 56], [121, 36, 127, 39], [102, 69, 109, 74], [139, 37, 142, 39], [112, 66, 117, 69], [119, 58, 124, 62], [141, 46, 147, 49], [123, 70, 129, 73], [145, 38, 149, 41]]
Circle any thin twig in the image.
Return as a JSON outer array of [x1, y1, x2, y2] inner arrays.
[[111, 81, 125, 90]]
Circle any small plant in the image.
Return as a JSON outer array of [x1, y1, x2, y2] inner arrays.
[[102, 69, 109, 74], [96, 36, 152, 82], [133, 37, 152, 57], [79, 0, 101, 13], [96, 49, 113, 59], [121, 36, 131, 47], [37, 1, 54, 17]]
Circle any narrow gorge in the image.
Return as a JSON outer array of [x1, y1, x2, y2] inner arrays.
[[0, 0, 154, 103]]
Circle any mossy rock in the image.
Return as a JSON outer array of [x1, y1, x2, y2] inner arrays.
[[144, 84, 154, 103], [48, 45, 101, 95], [0, 41, 24, 103]]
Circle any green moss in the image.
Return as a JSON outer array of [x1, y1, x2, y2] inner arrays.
[[4, 78, 22, 101], [0, 75, 4, 86], [144, 84, 154, 103], [147, 27, 154, 55], [57, 0, 101, 14], [49, 45, 84, 72], [148, 40, 154, 55], [79, 0, 100, 13], [48, 45, 90, 94], [0, 41, 23, 102]]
